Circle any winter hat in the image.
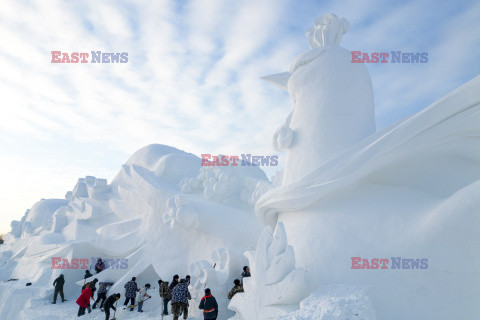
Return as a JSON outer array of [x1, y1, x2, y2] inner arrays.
[[205, 288, 211, 295]]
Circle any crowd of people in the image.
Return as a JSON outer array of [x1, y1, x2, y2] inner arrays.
[[51, 261, 252, 320]]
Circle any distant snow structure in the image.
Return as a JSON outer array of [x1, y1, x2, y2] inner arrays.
[[262, 13, 375, 185], [228, 222, 307, 320]]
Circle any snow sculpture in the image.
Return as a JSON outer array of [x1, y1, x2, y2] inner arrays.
[[228, 222, 307, 320], [257, 14, 480, 320], [262, 14, 375, 185], [188, 248, 247, 319]]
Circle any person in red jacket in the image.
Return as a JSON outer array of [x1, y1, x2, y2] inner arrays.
[[76, 283, 94, 317]]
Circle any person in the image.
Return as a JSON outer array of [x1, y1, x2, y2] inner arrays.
[[171, 278, 191, 320], [95, 258, 105, 274], [84, 270, 93, 280], [159, 279, 171, 316], [241, 266, 251, 283], [169, 274, 179, 292], [136, 283, 151, 312], [82, 278, 98, 313], [227, 279, 244, 299], [104, 293, 120, 320], [199, 288, 218, 320], [124, 277, 138, 311], [52, 274, 66, 304], [185, 275, 191, 285], [92, 281, 113, 310], [76, 283, 94, 317]]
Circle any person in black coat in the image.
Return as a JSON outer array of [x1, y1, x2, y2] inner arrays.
[[52, 274, 66, 304], [169, 274, 179, 292], [104, 293, 121, 320], [199, 288, 218, 320]]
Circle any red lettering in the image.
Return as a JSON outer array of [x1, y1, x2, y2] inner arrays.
[[71, 52, 79, 63], [51, 51, 61, 63], [201, 154, 211, 166], [51, 257, 61, 269], [79, 52, 89, 63], [351, 257, 361, 269], [230, 156, 239, 166], [351, 51, 361, 63], [361, 258, 371, 269], [61, 259, 71, 269], [71, 258, 79, 269], [371, 52, 379, 63], [80, 259, 89, 270], [380, 258, 389, 269], [379, 52, 389, 63], [361, 52, 370, 63]]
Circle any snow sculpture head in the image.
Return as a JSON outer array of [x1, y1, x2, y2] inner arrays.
[[262, 14, 376, 185]]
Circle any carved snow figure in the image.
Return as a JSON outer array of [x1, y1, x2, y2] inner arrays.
[[228, 222, 307, 320], [258, 14, 480, 320], [263, 13, 376, 185]]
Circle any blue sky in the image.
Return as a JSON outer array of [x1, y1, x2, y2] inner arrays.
[[0, 0, 479, 233]]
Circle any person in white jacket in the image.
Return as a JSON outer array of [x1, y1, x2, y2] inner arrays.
[[136, 283, 151, 313]]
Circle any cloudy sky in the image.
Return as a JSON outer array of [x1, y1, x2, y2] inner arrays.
[[0, 0, 479, 234]]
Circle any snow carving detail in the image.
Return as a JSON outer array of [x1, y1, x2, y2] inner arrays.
[[164, 196, 199, 229], [306, 13, 350, 48], [228, 222, 307, 320]]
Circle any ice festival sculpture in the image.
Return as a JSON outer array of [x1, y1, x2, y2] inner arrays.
[[0, 12, 479, 320], [258, 13, 480, 320]]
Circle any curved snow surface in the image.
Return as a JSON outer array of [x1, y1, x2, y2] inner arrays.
[[257, 75, 480, 320]]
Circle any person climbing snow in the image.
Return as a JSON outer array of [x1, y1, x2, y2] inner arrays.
[[171, 278, 191, 320], [241, 266, 251, 283], [123, 277, 138, 311], [227, 279, 244, 299], [76, 283, 94, 317], [82, 278, 98, 313], [159, 279, 171, 316], [93, 281, 113, 310], [52, 274, 66, 304], [103, 293, 120, 320], [199, 288, 218, 320], [95, 258, 105, 274], [136, 283, 151, 312]]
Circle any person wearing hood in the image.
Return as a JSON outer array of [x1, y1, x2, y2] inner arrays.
[[158, 279, 170, 316], [95, 258, 105, 274], [199, 288, 218, 320], [136, 283, 151, 312], [104, 293, 120, 320], [76, 283, 94, 317], [52, 274, 66, 304], [171, 278, 191, 320]]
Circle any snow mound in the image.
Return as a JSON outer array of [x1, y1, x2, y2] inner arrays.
[[278, 285, 376, 320]]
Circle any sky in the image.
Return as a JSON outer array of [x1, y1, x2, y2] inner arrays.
[[0, 0, 479, 234]]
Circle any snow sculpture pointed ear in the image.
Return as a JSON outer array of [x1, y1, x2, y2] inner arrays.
[[261, 72, 292, 91]]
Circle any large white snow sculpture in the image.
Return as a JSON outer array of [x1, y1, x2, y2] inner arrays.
[[262, 13, 375, 185], [257, 14, 480, 320]]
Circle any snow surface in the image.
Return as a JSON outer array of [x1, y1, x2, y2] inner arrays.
[[1, 12, 479, 320]]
